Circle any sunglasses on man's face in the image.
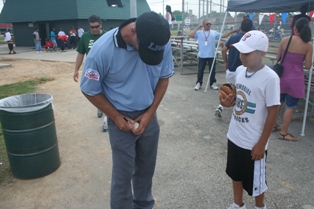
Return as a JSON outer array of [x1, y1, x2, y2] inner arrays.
[[206, 23, 211, 26], [90, 25, 100, 29]]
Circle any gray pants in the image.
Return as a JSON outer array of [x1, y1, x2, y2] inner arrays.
[[108, 110, 160, 209]]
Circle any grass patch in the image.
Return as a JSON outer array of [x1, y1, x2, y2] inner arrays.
[[0, 77, 54, 183], [0, 77, 54, 99], [0, 36, 6, 44]]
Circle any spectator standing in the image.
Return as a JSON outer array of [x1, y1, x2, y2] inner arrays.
[[164, 5, 173, 26], [290, 4, 311, 35], [4, 30, 16, 54], [33, 28, 42, 53], [274, 18, 313, 141], [221, 30, 280, 209], [237, 15, 256, 33], [215, 19, 253, 118], [73, 15, 107, 131], [189, 19, 237, 91], [68, 26, 77, 49], [79, 12, 173, 209], [50, 27, 58, 49], [77, 25, 84, 42], [57, 28, 67, 52]]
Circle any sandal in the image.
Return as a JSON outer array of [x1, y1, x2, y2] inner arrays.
[[278, 133, 298, 141], [272, 125, 282, 132]]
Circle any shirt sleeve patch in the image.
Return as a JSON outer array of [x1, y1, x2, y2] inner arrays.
[[84, 68, 100, 81]]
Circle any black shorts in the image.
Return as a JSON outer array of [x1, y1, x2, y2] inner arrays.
[[226, 139, 268, 196], [8, 43, 13, 50]]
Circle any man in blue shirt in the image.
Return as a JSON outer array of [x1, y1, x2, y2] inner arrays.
[[190, 19, 237, 91], [50, 28, 57, 50], [80, 12, 173, 209], [215, 19, 253, 118]]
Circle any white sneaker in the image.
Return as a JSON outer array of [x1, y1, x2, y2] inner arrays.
[[194, 82, 201, 91], [102, 121, 108, 132], [254, 205, 267, 209], [227, 203, 246, 209], [210, 83, 219, 90], [215, 105, 223, 118]]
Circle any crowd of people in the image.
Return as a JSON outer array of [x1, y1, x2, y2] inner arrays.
[[29, 24, 105, 53]]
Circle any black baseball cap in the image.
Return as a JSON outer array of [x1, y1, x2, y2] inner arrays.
[[136, 12, 170, 65]]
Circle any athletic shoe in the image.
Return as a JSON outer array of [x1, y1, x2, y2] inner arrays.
[[254, 205, 267, 209], [210, 83, 219, 90], [227, 203, 246, 209], [97, 109, 103, 118], [215, 105, 223, 118], [194, 82, 201, 91], [102, 121, 108, 132]]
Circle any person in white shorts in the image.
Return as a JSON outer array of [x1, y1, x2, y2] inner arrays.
[[220, 30, 280, 209]]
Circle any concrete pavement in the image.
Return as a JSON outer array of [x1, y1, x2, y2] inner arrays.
[[0, 44, 77, 63]]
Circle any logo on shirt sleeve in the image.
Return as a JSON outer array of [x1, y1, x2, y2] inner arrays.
[[84, 68, 100, 81]]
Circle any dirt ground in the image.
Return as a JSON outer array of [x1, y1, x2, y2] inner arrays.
[[0, 59, 75, 86]]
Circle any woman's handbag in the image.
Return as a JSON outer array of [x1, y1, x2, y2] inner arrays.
[[272, 35, 293, 77], [272, 63, 284, 77]]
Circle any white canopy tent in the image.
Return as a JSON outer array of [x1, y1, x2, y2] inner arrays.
[[204, 0, 314, 136]]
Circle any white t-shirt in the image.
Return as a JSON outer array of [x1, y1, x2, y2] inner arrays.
[[4, 32, 11, 42], [164, 12, 172, 25], [227, 65, 280, 150], [78, 28, 84, 38], [58, 31, 66, 36]]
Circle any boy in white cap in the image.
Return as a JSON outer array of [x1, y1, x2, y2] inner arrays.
[[220, 30, 280, 209]]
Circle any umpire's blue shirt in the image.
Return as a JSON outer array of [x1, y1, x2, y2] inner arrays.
[[80, 28, 174, 112]]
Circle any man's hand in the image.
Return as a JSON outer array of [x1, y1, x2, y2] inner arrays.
[[73, 70, 79, 82]]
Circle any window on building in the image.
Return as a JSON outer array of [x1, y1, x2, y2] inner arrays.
[[106, 0, 123, 7]]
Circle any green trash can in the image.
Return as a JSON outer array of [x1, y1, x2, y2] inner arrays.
[[0, 93, 61, 179]]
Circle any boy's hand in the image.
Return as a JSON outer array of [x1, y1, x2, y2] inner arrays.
[[219, 93, 236, 107], [251, 143, 265, 160], [219, 83, 236, 107]]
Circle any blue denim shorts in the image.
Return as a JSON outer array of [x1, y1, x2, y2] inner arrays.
[[280, 93, 299, 108]]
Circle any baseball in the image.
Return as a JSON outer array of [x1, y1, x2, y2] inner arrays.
[[132, 122, 139, 131]]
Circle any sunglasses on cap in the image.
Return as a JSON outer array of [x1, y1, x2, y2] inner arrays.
[[90, 25, 100, 29]]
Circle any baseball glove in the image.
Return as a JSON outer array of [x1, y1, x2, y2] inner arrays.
[[219, 83, 236, 100]]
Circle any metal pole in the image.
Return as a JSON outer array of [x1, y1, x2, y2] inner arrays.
[[206, 0, 209, 19], [204, 10, 227, 92], [182, 0, 185, 21], [130, 0, 137, 18], [198, 0, 201, 21]]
